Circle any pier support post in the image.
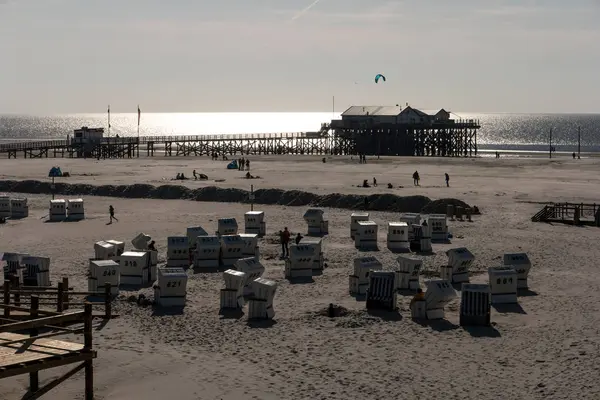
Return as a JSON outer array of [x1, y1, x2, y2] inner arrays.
[[29, 295, 40, 393], [83, 302, 94, 400]]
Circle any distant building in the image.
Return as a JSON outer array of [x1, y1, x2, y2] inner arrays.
[[334, 105, 453, 127], [72, 127, 104, 145]]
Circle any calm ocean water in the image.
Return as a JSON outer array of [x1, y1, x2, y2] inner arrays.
[[1, 112, 600, 154]]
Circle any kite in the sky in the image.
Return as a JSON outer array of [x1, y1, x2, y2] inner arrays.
[[374, 74, 386, 83]]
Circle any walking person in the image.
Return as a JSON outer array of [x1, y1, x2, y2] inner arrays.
[[445, 173, 450, 187], [246, 159, 250, 171], [373, 177, 377, 187], [279, 227, 291, 258], [412, 171, 420, 186], [109, 205, 118, 223]]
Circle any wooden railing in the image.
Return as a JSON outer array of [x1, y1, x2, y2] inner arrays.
[[2, 277, 113, 319], [531, 202, 600, 225], [0, 131, 327, 152], [0, 300, 96, 399]]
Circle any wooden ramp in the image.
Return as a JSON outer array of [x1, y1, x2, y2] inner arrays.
[[0, 333, 95, 379], [0, 304, 96, 399], [531, 202, 600, 226]]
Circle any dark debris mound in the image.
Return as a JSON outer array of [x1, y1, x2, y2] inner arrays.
[[420, 198, 478, 214], [0, 180, 475, 214]]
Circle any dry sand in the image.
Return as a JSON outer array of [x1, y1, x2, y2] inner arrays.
[[1, 155, 600, 400]]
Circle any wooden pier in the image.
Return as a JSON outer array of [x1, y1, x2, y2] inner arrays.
[[0, 117, 480, 160], [330, 119, 480, 157]]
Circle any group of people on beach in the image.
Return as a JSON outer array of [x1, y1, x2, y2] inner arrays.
[[278, 227, 304, 258], [361, 171, 450, 188], [237, 157, 250, 171]]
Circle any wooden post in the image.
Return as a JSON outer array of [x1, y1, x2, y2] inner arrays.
[[29, 295, 39, 393], [104, 283, 112, 319], [83, 303, 94, 400], [57, 282, 64, 313], [12, 276, 20, 307], [3, 281, 10, 318], [250, 184, 254, 212], [62, 277, 70, 310]]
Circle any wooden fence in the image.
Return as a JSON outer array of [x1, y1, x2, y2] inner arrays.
[[2, 277, 113, 320]]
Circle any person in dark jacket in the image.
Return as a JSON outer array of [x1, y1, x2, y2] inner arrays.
[[412, 171, 420, 186], [280, 227, 291, 258]]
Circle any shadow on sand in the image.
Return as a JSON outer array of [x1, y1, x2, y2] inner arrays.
[[44, 219, 82, 224], [192, 266, 226, 274], [219, 308, 245, 320], [414, 318, 460, 332], [247, 319, 277, 329], [152, 306, 185, 316], [462, 324, 502, 338], [518, 288, 539, 297], [366, 309, 403, 322], [94, 318, 111, 331], [286, 277, 315, 284], [492, 303, 527, 314]]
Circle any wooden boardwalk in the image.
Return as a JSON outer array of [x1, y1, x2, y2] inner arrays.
[[0, 301, 98, 399], [0, 332, 94, 379]]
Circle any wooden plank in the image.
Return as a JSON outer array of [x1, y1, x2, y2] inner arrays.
[[0, 305, 62, 316], [0, 333, 85, 369], [0, 351, 95, 379], [1, 310, 116, 321], [0, 328, 83, 345], [0, 311, 84, 333]]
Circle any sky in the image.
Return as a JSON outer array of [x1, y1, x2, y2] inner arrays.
[[0, 0, 599, 114]]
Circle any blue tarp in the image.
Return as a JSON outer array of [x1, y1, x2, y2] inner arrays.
[[226, 160, 238, 170], [48, 167, 62, 177]]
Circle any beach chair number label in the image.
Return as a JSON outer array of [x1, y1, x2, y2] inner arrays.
[[166, 281, 182, 288], [102, 269, 117, 276]]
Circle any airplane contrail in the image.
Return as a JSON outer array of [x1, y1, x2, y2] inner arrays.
[[291, 0, 322, 21]]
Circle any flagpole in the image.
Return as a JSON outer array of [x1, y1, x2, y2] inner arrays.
[[549, 128, 552, 159], [332, 95, 335, 119], [137, 105, 141, 158], [578, 126, 581, 159]]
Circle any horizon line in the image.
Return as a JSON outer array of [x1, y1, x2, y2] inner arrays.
[[1, 111, 600, 116]]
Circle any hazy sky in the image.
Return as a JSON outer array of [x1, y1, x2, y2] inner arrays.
[[1, 0, 599, 114]]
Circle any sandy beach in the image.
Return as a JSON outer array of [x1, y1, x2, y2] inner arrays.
[[1, 154, 600, 400]]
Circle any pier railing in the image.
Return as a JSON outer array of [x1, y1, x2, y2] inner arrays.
[[0, 131, 327, 152]]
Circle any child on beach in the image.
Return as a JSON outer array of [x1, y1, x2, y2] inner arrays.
[[109, 205, 118, 223]]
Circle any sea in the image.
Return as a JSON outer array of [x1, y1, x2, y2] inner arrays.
[[1, 112, 600, 156]]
